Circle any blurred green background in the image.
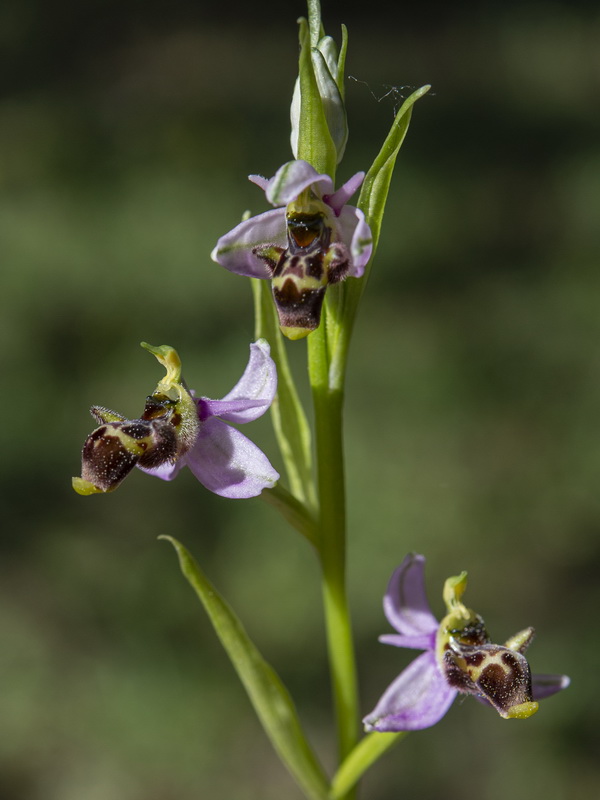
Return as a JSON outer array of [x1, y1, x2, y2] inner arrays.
[[2, 0, 599, 797]]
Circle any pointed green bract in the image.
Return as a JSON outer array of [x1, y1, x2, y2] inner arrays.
[[252, 278, 316, 510], [307, 0, 323, 47], [160, 536, 329, 800], [328, 84, 432, 391], [291, 4, 348, 166], [355, 84, 431, 290], [336, 25, 348, 101], [308, 45, 348, 163], [296, 17, 337, 178]]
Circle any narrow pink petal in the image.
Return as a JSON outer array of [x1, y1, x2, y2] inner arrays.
[[248, 174, 269, 191], [211, 208, 286, 278], [325, 171, 365, 215], [199, 398, 266, 423], [185, 417, 279, 498], [383, 554, 439, 637], [336, 205, 373, 277], [531, 673, 570, 700], [201, 340, 277, 424], [265, 160, 333, 206], [363, 651, 456, 732]]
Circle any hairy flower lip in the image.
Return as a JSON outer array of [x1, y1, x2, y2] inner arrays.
[[363, 554, 570, 732], [74, 340, 279, 500]]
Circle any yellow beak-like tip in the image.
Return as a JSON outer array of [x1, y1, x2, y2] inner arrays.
[[72, 477, 105, 496], [281, 326, 312, 341], [505, 701, 539, 720]]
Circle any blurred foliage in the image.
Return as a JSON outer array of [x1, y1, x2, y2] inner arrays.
[[1, 0, 599, 798]]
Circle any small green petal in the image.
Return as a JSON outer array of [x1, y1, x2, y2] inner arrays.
[[504, 627, 535, 653], [90, 405, 126, 424]]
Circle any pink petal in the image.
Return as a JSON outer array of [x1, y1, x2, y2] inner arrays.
[[325, 171, 365, 215], [336, 204, 373, 277], [531, 673, 570, 700], [379, 632, 437, 651], [185, 417, 279, 498], [138, 459, 185, 482], [265, 160, 333, 206], [363, 650, 456, 732], [201, 340, 277, 424], [383, 554, 439, 637], [248, 174, 269, 191], [211, 208, 286, 278]]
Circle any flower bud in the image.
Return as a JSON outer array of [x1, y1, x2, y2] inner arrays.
[[291, 32, 348, 164]]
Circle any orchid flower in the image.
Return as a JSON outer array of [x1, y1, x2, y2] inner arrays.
[[72, 339, 279, 499], [363, 554, 570, 731], [211, 159, 373, 340]]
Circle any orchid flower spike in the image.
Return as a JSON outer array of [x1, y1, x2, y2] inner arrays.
[[72, 340, 279, 499], [211, 160, 373, 340], [364, 554, 570, 731]]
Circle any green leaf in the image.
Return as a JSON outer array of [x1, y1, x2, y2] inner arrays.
[[252, 278, 317, 510], [160, 536, 330, 800]]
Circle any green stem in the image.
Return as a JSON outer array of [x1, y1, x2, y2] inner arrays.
[[330, 733, 407, 799], [307, 316, 359, 788]]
